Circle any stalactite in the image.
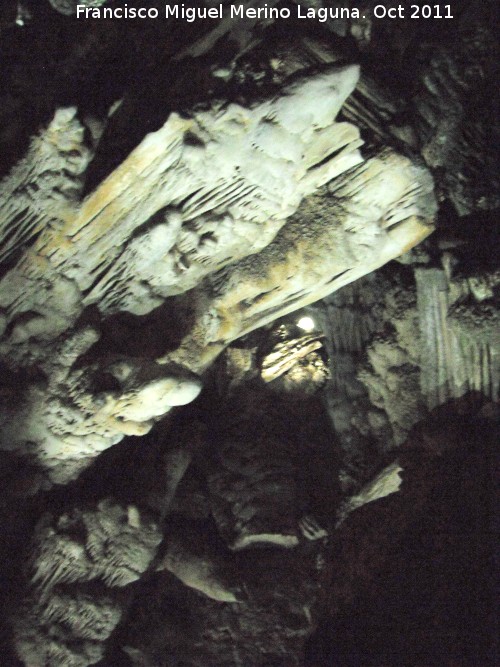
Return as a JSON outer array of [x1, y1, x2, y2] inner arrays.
[[416, 267, 499, 408]]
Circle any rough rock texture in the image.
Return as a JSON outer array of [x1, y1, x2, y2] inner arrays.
[[205, 336, 336, 552], [13, 499, 162, 666], [314, 245, 498, 486], [416, 265, 500, 408], [0, 52, 435, 488], [0, 1, 496, 665]]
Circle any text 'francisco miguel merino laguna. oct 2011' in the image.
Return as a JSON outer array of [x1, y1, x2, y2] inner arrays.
[[76, 3, 455, 22]]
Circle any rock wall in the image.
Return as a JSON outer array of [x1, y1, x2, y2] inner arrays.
[[316, 252, 498, 486]]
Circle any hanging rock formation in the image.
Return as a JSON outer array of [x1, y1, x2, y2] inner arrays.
[[0, 50, 436, 488]]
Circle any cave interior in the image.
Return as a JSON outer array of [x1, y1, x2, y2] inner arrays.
[[0, 1, 497, 666]]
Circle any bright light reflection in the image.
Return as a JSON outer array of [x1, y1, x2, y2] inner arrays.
[[297, 316, 315, 332]]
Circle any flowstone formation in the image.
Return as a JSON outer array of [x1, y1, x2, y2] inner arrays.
[[0, 1, 496, 665], [0, 45, 435, 487]]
